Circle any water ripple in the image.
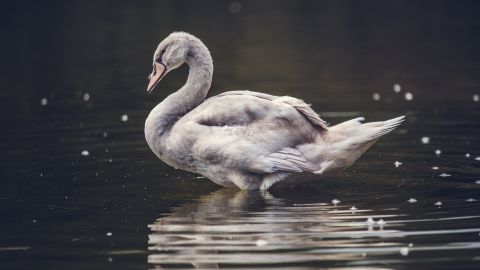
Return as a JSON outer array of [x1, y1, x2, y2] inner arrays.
[[148, 189, 480, 268]]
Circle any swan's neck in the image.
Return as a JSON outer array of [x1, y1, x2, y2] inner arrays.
[[176, 53, 213, 113], [145, 42, 213, 148]]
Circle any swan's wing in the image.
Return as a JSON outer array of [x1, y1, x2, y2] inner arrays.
[[178, 90, 324, 178], [262, 147, 318, 173], [217, 90, 329, 130]]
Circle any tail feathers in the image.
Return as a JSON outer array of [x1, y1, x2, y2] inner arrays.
[[305, 116, 405, 176], [330, 115, 405, 143], [332, 117, 365, 128], [361, 116, 405, 140]]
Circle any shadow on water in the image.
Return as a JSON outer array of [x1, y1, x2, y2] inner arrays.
[[148, 188, 480, 269]]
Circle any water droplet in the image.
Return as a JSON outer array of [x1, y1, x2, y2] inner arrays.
[[432, 166, 439, 170], [466, 198, 477, 202], [465, 153, 470, 158], [81, 150, 89, 156], [434, 201, 442, 206], [421, 136, 430, 144], [366, 217, 375, 226], [40, 98, 48, 106], [350, 206, 357, 211], [400, 247, 409, 256], [103, 131, 108, 137], [394, 161, 403, 168], [121, 114, 128, 122], [227, 1, 242, 14], [393, 83, 402, 93], [106, 232, 112, 236], [435, 149, 442, 155], [331, 199, 341, 205], [404, 92, 413, 101], [376, 219, 386, 226], [408, 198, 417, 203], [408, 243, 414, 247], [372, 93, 380, 101], [475, 157, 480, 161], [255, 239, 268, 247], [474, 94, 479, 102], [83, 93, 90, 101], [475, 180, 480, 185], [439, 173, 451, 177]]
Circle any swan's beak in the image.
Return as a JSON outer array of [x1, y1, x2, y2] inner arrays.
[[147, 62, 166, 93]]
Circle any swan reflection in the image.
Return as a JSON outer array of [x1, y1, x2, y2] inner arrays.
[[147, 189, 409, 269]]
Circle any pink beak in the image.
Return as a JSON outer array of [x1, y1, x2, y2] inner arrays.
[[147, 62, 166, 93]]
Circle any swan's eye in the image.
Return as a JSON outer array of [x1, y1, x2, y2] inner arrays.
[[156, 48, 167, 63]]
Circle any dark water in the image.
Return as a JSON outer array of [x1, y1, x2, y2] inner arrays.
[[1, 1, 480, 269]]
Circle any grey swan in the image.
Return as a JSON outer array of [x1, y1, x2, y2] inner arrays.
[[145, 32, 404, 190]]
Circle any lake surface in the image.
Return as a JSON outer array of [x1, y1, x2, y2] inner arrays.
[[1, 1, 480, 269]]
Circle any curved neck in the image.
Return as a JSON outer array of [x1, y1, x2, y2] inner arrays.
[[145, 40, 213, 143], [178, 48, 213, 112]]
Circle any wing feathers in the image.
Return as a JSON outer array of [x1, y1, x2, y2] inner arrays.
[[291, 103, 329, 129], [218, 91, 328, 130], [264, 147, 317, 173]]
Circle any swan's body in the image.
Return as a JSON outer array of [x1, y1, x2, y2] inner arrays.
[[145, 32, 404, 190]]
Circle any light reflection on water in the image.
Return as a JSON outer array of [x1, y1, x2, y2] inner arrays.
[[148, 189, 480, 269]]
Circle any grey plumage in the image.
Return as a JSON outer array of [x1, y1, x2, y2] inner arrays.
[[145, 32, 405, 190]]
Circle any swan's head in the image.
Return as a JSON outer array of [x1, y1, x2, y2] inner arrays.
[[147, 32, 193, 93]]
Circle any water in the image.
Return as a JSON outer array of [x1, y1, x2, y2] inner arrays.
[[1, 1, 480, 269], [149, 189, 480, 269]]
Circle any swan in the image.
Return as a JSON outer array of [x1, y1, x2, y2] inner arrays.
[[145, 32, 404, 190]]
